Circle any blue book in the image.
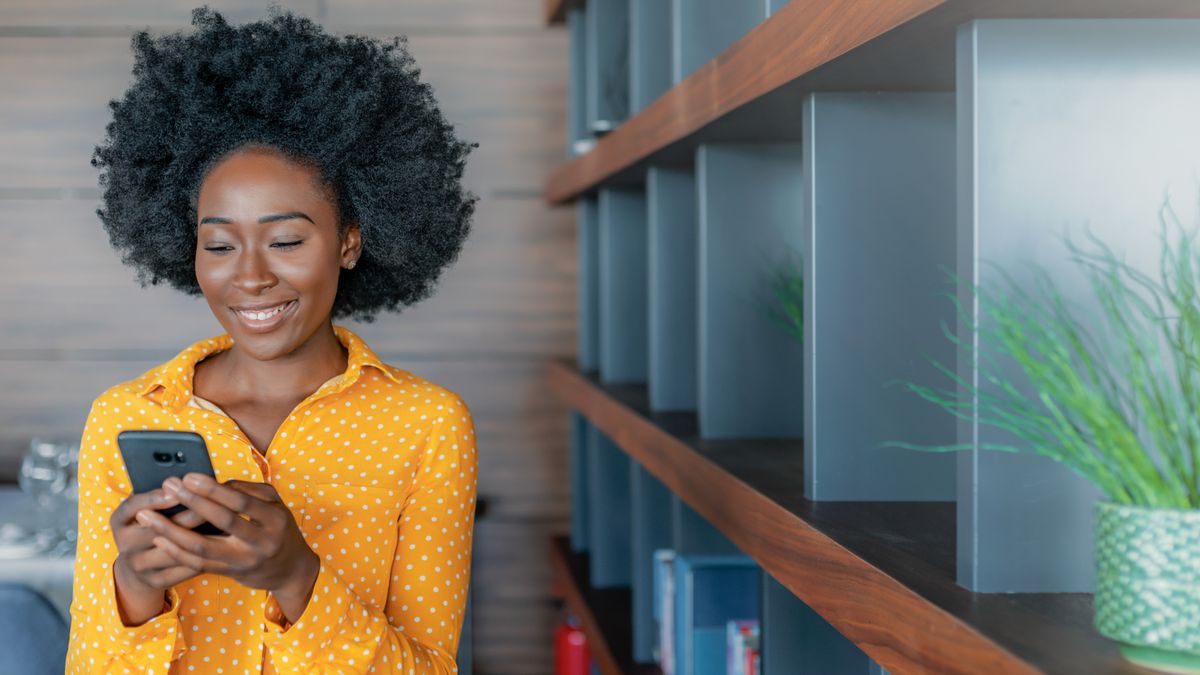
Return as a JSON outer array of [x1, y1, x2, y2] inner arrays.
[[672, 554, 761, 675]]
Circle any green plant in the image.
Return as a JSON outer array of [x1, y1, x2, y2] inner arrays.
[[893, 206, 1200, 510], [766, 259, 804, 344]]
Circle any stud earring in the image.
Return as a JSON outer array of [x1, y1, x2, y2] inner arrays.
[[346, 258, 357, 269]]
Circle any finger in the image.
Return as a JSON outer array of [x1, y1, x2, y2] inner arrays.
[[153, 535, 218, 574], [113, 488, 180, 528], [170, 508, 209, 529], [116, 520, 163, 555], [132, 543, 188, 574], [148, 564, 204, 589], [135, 510, 232, 574], [163, 478, 257, 538], [170, 475, 265, 530], [225, 480, 282, 503]]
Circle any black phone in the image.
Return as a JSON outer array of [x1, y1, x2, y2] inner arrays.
[[116, 430, 226, 536]]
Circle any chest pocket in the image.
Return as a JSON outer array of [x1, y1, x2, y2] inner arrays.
[[301, 482, 404, 603]]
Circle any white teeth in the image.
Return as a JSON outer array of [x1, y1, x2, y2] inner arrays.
[[238, 302, 289, 321]]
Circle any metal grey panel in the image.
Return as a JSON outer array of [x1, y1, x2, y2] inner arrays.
[[585, 0, 629, 133], [766, 0, 789, 15], [578, 196, 600, 372], [697, 144, 804, 439], [670, 494, 739, 555], [570, 412, 591, 552], [671, 0, 766, 84], [761, 575, 869, 675], [567, 7, 589, 154], [802, 92, 956, 501], [956, 19, 1200, 591], [630, 462, 673, 662], [647, 166, 699, 412], [630, 0, 673, 114], [587, 426, 632, 588], [599, 188, 649, 384]]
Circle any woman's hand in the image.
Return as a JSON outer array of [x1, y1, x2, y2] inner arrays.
[[135, 473, 320, 622], [111, 486, 207, 625]]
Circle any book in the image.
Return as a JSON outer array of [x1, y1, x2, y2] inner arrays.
[[726, 619, 761, 675]]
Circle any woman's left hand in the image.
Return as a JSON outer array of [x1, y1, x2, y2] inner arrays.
[[137, 473, 319, 615]]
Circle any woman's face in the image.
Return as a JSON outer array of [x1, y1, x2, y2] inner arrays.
[[194, 147, 361, 361]]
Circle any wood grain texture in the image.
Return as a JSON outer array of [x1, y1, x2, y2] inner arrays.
[[549, 536, 662, 675], [544, 0, 946, 202], [545, 0, 1200, 203], [546, 360, 1154, 675], [473, 520, 569, 675], [0, 0, 546, 30], [1, 3, 572, 672]]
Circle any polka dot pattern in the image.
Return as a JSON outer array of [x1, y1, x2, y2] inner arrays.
[[64, 325, 479, 673]]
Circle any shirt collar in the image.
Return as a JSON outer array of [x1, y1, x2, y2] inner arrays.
[[136, 324, 403, 412]]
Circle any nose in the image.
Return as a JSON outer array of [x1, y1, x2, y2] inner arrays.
[[231, 245, 278, 294]]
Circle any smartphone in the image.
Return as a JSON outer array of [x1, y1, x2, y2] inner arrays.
[[116, 430, 226, 536]]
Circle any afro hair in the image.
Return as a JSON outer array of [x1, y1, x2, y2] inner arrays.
[[92, 5, 477, 323]]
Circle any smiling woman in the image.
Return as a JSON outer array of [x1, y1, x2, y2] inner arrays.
[[65, 6, 479, 674]]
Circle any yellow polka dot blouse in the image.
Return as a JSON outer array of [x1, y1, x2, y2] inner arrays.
[[65, 324, 478, 673]]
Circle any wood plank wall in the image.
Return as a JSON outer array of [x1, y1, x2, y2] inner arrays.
[[0, 2, 571, 672]]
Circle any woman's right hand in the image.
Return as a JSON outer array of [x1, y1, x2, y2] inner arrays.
[[110, 484, 207, 625]]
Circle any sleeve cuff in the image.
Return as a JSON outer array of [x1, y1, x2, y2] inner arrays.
[[101, 567, 187, 664], [263, 563, 355, 656]]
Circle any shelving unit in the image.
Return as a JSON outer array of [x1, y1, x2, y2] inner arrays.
[[544, 1, 1200, 674], [550, 535, 662, 675], [547, 361, 1145, 674]]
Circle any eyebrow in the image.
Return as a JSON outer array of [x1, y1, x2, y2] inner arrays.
[[199, 211, 315, 225]]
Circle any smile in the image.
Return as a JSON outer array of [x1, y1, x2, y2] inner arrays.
[[231, 299, 298, 332]]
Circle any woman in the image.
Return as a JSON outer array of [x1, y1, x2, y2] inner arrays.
[[65, 7, 478, 673]]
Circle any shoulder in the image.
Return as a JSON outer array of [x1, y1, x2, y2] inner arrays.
[[85, 363, 170, 415], [370, 363, 472, 418], [85, 332, 225, 414]]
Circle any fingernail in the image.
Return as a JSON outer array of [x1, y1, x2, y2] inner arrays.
[[164, 477, 182, 490], [163, 482, 181, 496], [136, 511, 152, 525], [184, 474, 206, 488]]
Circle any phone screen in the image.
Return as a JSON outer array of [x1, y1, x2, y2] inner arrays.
[[116, 430, 225, 536]]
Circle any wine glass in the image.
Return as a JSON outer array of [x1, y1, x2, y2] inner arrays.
[[17, 439, 70, 550], [51, 443, 80, 556]]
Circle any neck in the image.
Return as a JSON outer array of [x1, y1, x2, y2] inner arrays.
[[218, 322, 349, 402]]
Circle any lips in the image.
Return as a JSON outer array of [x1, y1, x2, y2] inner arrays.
[[231, 299, 297, 333]]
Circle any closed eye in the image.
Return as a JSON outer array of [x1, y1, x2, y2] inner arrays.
[[273, 241, 303, 249]]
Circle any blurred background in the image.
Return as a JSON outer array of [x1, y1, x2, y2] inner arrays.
[[0, 2, 571, 673]]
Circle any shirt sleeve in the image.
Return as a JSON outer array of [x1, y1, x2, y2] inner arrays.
[[262, 393, 479, 674], [65, 395, 189, 674]]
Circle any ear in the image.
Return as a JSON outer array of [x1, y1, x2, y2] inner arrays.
[[339, 222, 362, 268]]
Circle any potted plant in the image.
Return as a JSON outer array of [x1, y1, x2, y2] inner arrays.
[[765, 256, 803, 344], [895, 209, 1199, 673]]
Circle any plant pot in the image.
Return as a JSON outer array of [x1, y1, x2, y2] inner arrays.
[[1095, 501, 1200, 674]]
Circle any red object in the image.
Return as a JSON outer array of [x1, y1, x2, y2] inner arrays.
[[555, 618, 591, 675]]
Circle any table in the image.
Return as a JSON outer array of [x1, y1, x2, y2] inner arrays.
[[0, 485, 77, 620]]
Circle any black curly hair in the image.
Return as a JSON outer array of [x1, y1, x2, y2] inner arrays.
[[92, 5, 477, 323]]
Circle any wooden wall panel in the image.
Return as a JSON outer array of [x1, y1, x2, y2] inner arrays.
[[0, 1, 320, 28], [0, 2, 569, 673]]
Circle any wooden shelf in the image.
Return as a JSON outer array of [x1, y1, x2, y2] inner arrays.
[[545, 0, 1200, 204], [549, 535, 663, 675], [545, 359, 1151, 675]]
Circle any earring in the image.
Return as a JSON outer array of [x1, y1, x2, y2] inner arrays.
[[346, 259, 357, 269]]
